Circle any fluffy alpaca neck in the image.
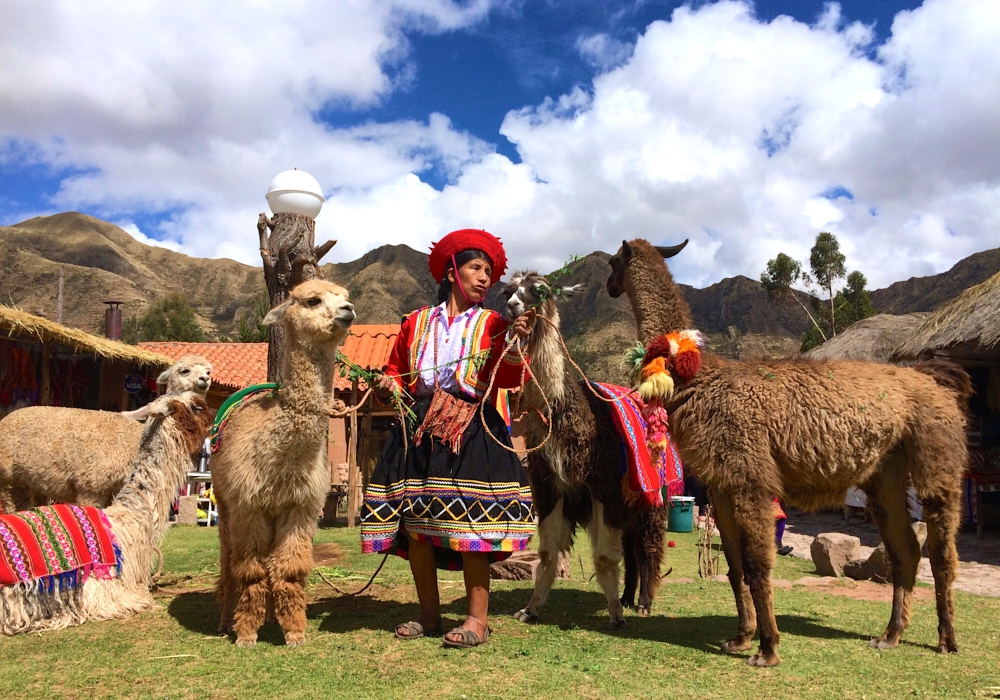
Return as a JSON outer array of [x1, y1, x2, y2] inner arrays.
[[106, 416, 190, 544], [523, 301, 567, 406], [280, 335, 337, 414], [624, 242, 694, 344]]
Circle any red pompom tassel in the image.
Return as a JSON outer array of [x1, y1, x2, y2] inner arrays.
[[673, 350, 702, 382], [645, 334, 675, 363]]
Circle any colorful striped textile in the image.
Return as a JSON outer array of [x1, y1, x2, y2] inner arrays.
[[590, 382, 684, 508], [0, 504, 121, 589], [210, 382, 278, 453]]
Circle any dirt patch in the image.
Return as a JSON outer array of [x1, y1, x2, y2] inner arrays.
[[812, 579, 935, 602], [313, 542, 344, 567]]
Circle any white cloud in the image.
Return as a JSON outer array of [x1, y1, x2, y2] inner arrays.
[[116, 221, 182, 253], [1, 0, 999, 295]]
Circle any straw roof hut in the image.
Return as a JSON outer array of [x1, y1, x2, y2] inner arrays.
[[893, 271, 1000, 362], [805, 313, 931, 363], [0, 305, 172, 367]]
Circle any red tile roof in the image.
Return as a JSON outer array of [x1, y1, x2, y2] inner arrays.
[[140, 324, 399, 392]]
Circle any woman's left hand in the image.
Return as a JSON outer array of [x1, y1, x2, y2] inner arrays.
[[511, 308, 536, 340]]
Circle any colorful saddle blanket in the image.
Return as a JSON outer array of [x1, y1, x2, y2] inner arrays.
[[0, 504, 121, 589], [590, 382, 685, 508], [210, 382, 279, 454]]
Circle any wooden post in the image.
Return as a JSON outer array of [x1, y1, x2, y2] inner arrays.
[[40, 342, 51, 406], [257, 212, 337, 384], [359, 400, 373, 489], [346, 379, 360, 528]]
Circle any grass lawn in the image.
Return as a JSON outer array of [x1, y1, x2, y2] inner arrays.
[[1, 524, 998, 699]]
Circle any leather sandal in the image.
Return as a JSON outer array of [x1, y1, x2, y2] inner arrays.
[[442, 625, 491, 648], [394, 620, 442, 640]]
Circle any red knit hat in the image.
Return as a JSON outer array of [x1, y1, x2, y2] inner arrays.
[[428, 229, 507, 286]]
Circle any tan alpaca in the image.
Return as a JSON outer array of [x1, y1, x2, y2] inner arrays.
[[0, 392, 212, 635], [212, 280, 355, 648], [0, 355, 212, 512], [608, 239, 969, 666]]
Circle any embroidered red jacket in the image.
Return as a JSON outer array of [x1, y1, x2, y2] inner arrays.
[[383, 305, 526, 402]]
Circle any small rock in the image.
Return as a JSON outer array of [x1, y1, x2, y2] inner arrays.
[[843, 522, 929, 583], [664, 577, 695, 584], [810, 533, 861, 577], [772, 579, 793, 590], [489, 550, 571, 581], [710, 574, 730, 583]]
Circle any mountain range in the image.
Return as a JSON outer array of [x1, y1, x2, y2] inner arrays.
[[2, 212, 998, 381]]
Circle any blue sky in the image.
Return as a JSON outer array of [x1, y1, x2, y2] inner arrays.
[[1, 0, 996, 289]]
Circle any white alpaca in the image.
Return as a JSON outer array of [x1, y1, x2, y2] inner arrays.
[[0, 391, 213, 635], [0, 355, 212, 511]]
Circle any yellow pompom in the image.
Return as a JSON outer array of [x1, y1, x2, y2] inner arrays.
[[639, 371, 674, 401]]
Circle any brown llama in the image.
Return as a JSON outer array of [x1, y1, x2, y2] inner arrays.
[[505, 272, 667, 625], [212, 279, 355, 648], [607, 238, 970, 666]]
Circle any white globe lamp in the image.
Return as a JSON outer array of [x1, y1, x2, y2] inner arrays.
[[266, 169, 325, 219]]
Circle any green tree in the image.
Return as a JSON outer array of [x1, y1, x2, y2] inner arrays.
[[799, 270, 877, 352], [137, 293, 205, 342], [761, 252, 827, 343], [809, 232, 847, 337], [236, 293, 271, 343]]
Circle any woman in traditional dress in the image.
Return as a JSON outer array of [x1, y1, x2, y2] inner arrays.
[[360, 229, 536, 648]]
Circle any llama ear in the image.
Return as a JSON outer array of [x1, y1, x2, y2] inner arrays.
[[121, 396, 172, 420], [621, 240, 632, 260], [156, 367, 171, 386], [654, 239, 689, 259], [558, 284, 584, 298], [262, 299, 293, 326]]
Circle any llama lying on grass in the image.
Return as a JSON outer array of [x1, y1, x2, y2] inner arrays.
[[608, 238, 970, 666], [0, 391, 212, 635], [0, 355, 212, 512], [505, 272, 672, 626], [213, 279, 355, 648]]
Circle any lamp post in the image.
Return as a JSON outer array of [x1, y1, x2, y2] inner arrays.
[[258, 169, 337, 383]]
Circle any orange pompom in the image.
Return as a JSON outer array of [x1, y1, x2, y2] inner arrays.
[[641, 356, 667, 379]]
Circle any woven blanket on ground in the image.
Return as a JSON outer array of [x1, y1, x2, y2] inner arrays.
[[210, 382, 278, 454], [0, 504, 121, 589], [590, 382, 684, 508]]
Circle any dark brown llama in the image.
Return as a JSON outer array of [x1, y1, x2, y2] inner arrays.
[[505, 272, 667, 625], [608, 239, 970, 666]]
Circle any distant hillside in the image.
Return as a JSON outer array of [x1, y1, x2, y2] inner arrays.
[[870, 247, 1000, 314], [2, 212, 997, 382]]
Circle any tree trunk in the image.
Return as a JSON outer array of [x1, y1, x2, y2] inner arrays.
[[828, 284, 837, 337], [257, 212, 337, 383]]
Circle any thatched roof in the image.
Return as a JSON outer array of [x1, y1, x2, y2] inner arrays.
[[0, 305, 173, 367], [893, 271, 1000, 360], [805, 313, 931, 363]]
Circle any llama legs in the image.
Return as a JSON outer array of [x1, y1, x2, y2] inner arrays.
[[620, 529, 639, 610], [269, 508, 318, 647], [722, 489, 779, 667], [230, 509, 274, 647], [636, 505, 666, 616], [863, 454, 920, 650], [215, 499, 236, 632], [588, 501, 626, 628], [713, 490, 757, 653], [515, 498, 571, 622], [924, 497, 960, 653]]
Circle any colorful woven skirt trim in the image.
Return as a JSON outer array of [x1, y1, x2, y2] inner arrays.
[[360, 395, 534, 571]]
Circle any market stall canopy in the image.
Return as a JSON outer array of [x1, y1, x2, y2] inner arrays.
[[893, 271, 1000, 362], [805, 313, 931, 363], [0, 305, 173, 367]]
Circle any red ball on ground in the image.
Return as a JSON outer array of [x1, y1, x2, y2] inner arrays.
[[668, 541, 675, 547]]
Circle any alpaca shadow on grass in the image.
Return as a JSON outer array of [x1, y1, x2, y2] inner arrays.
[[167, 591, 286, 647], [484, 588, 870, 654]]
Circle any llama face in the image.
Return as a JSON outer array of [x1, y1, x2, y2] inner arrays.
[[159, 355, 213, 395], [263, 279, 356, 343], [505, 272, 551, 320]]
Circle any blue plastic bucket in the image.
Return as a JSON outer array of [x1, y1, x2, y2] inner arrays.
[[667, 496, 695, 533]]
